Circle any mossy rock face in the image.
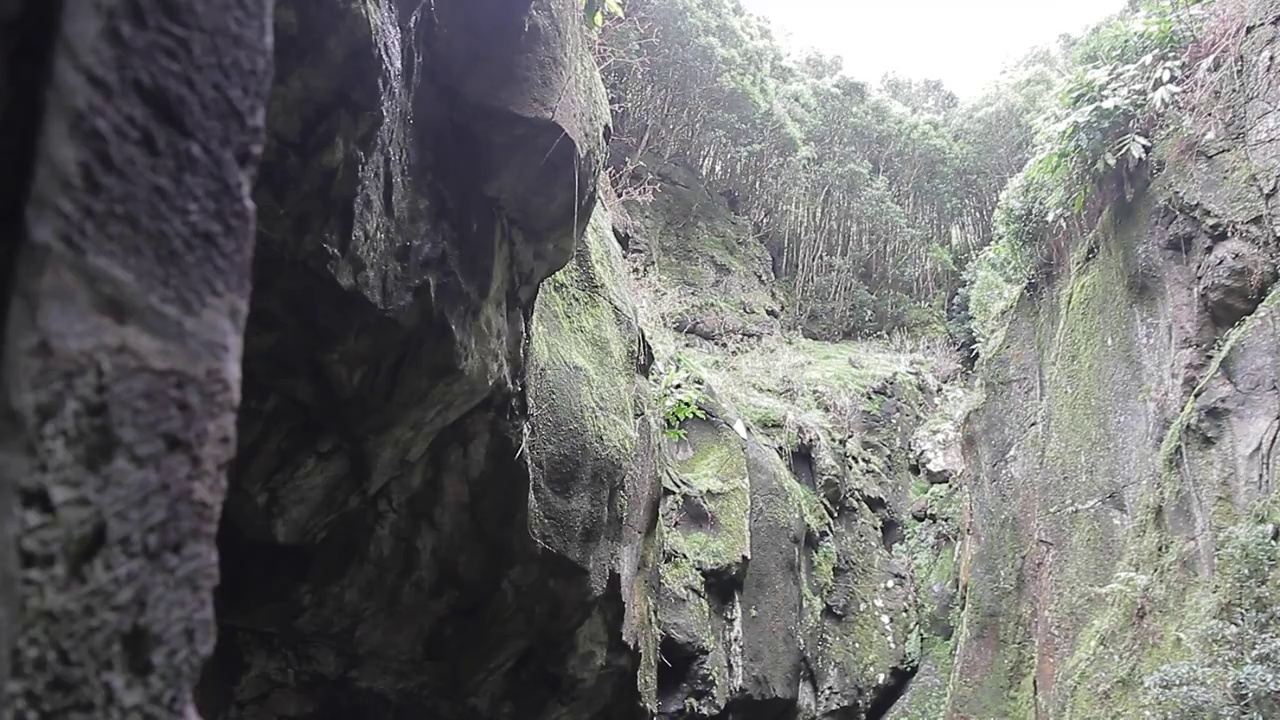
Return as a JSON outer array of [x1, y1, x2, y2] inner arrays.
[[529, 205, 657, 582], [655, 418, 753, 717], [947, 9, 1280, 717], [651, 352, 952, 718], [622, 153, 783, 343], [887, 392, 971, 720], [529, 203, 664, 710]]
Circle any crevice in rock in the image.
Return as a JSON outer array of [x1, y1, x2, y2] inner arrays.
[[704, 568, 742, 609], [789, 448, 817, 492], [0, 0, 63, 316], [657, 635, 701, 713], [865, 666, 917, 720], [863, 495, 904, 551]]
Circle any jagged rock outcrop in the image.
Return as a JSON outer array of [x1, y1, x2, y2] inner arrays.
[[198, 1, 664, 718], [620, 160, 968, 718], [944, 3, 1280, 716], [614, 152, 782, 344], [0, 2, 272, 717]]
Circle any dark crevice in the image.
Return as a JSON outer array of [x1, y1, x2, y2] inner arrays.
[[863, 495, 904, 551], [704, 570, 739, 608], [656, 636, 699, 714], [120, 625, 156, 677], [711, 697, 797, 720], [789, 448, 816, 492], [879, 515, 904, 550], [0, 0, 64, 318], [865, 666, 917, 720]]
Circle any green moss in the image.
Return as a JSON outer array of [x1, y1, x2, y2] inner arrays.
[[660, 551, 704, 601], [782, 472, 832, 536], [813, 540, 838, 598], [1052, 269, 1280, 718], [530, 208, 640, 456], [666, 428, 752, 573]]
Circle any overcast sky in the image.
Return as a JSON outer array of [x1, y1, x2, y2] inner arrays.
[[738, 0, 1127, 97]]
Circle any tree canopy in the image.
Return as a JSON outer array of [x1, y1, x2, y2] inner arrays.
[[594, 0, 1229, 344], [595, 0, 1055, 337]]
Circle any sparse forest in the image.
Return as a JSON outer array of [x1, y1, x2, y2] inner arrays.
[[593, 0, 1052, 337], [591, 0, 1247, 346]]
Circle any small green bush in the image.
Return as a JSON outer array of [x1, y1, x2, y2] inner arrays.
[[958, 0, 1213, 356], [654, 359, 707, 440], [1142, 520, 1280, 719], [963, 170, 1055, 354]]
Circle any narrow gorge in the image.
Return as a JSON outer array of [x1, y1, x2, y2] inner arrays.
[[0, 0, 1277, 719]]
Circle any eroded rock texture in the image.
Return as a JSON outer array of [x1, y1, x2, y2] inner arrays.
[[200, 1, 662, 718], [0, 0, 272, 717], [947, 3, 1280, 716], [616, 153, 968, 719]]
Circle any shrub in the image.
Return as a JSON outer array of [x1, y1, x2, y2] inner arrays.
[[957, 0, 1214, 356], [653, 359, 707, 440], [1142, 520, 1280, 719]]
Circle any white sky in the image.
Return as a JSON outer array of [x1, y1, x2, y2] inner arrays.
[[739, 0, 1128, 97]]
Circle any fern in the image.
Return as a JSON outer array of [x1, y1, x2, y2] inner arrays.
[[653, 360, 707, 440]]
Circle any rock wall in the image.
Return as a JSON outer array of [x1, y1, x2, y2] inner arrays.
[[23, 0, 1269, 717], [0, 1, 272, 717], [619, 153, 969, 719], [198, 0, 663, 718], [947, 3, 1280, 717]]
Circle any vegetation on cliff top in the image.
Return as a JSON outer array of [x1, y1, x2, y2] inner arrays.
[[594, 0, 1053, 338], [594, 0, 1247, 350], [965, 0, 1250, 353]]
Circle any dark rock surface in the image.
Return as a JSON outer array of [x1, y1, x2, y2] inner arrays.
[[0, 0, 272, 717], [197, 1, 658, 718]]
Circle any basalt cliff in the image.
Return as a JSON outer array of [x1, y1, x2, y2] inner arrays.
[[1, 1, 1278, 719]]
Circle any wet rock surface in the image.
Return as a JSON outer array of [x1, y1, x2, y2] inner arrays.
[[946, 3, 1280, 716]]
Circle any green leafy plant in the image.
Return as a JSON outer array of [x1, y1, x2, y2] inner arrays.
[[956, 0, 1216, 356], [1141, 520, 1280, 719], [583, 0, 623, 28], [653, 360, 707, 440], [1035, 0, 1204, 214]]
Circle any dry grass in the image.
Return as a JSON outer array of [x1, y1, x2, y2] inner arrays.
[[885, 329, 965, 382], [682, 334, 926, 437], [1171, 0, 1252, 155]]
